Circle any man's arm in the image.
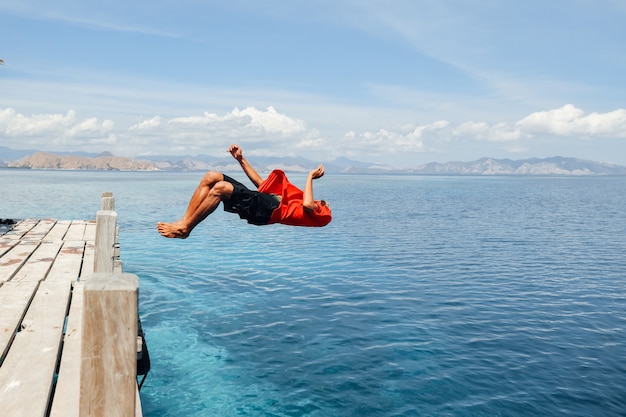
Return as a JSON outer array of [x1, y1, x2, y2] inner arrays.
[[303, 165, 324, 211], [228, 144, 264, 188]]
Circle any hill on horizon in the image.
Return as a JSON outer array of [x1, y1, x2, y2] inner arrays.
[[1, 146, 625, 175]]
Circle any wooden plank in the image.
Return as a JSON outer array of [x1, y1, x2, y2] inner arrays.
[[0, 280, 40, 364], [64, 221, 87, 241], [136, 386, 143, 417], [44, 220, 72, 241], [49, 282, 84, 417], [45, 241, 85, 283], [84, 221, 97, 242], [0, 240, 40, 283], [1, 219, 38, 239], [10, 241, 63, 283], [21, 219, 56, 241], [0, 280, 72, 417], [0, 238, 18, 257], [80, 273, 138, 417], [80, 241, 96, 278], [1, 241, 62, 361]]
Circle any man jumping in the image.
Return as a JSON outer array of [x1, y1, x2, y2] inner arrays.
[[157, 144, 332, 238]]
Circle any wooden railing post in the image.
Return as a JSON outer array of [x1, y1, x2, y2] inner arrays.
[[100, 191, 115, 211], [79, 273, 139, 417], [94, 192, 117, 273]]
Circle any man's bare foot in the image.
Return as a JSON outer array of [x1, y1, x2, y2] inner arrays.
[[157, 221, 190, 239]]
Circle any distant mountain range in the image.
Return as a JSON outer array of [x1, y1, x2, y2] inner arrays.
[[5, 151, 157, 171], [1, 146, 625, 176]]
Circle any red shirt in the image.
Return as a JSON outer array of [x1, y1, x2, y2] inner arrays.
[[258, 170, 332, 227]]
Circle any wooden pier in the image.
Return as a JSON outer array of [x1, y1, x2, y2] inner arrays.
[[0, 193, 146, 417]]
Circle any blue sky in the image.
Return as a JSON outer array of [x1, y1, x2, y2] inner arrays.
[[1, 0, 626, 168]]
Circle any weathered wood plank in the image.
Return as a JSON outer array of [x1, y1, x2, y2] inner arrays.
[[44, 220, 72, 241], [81, 223, 97, 279], [84, 220, 97, 241], [0, 238, 18, 257], [0, 240, 40, 283], [10, 240, 63, 283], [21, 219, 56, 241], [0, 280, 40, 364], [1, 219, 38, 239], [48, 282, 84, 417], [81, 241, 96, 278], [64, 221, 87, 241], [0, 280, 72, 417], [80, 273, 138, 417], [45, 240, 85, 283], [136, 386, 143, 417]]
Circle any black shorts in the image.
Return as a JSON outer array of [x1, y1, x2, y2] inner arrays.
[[221, 175, 280, 225]]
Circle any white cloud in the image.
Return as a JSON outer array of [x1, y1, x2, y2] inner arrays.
[[580, 109, 626, 136], [453, 121, 522, 142], [123, 107, 311, 156], [449, 105, 626, 143], [453, 121, 490, 138], [516, 104, 626, 137], [168, 112, 226, 126], [232, 106, 306, 135], [293, 129, 327, 150], [0, 108, 76, 136], [516, 104, 584, 135], [0, 108, 115, 150], [165, 106, 305, 137], [342, 120, 449, 156], [1, 104, 625, 164], [68, 117, 114, 137], [130, 116, 161, 130]]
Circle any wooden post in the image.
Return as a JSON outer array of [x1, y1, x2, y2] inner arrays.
[[94, 192, 117, 273], [101, 191, 115, 211], [79, 273, 139, 417]]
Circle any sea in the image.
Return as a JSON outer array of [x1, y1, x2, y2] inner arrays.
[[1, 169, 626, 417]]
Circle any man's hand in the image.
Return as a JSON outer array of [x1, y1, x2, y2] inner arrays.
[[310, 165, 325, 180], [227, 144, 264, 187], [228, 144, 243, 161]]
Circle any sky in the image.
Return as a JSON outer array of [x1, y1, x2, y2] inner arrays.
[[1, 0, 626, 168]]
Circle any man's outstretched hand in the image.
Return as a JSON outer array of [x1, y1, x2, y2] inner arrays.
[[310, 165, 325, 180], [228, 144, 242, 161]]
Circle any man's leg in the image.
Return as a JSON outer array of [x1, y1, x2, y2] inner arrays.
[[157, 171, 234, 238]]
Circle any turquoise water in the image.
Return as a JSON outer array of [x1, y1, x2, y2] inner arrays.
[[2, 170, 626, 416]]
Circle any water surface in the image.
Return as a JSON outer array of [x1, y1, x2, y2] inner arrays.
[[2, 170, 625, 416]]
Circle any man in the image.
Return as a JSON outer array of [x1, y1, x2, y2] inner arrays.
[[157, 144, 332, 239]]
